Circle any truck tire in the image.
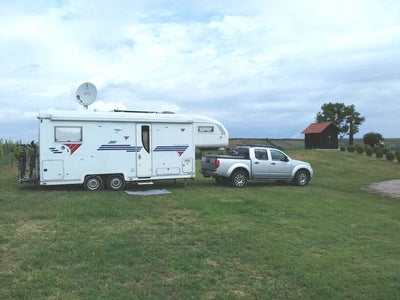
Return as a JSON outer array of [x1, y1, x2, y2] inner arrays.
[[231, 170, 247, 188], [107, 174, 126, 191], [84, 175, 103, 191], [294, 170, 309, 186]]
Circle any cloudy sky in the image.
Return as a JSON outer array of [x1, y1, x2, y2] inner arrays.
[[1, 0, 399, 142]]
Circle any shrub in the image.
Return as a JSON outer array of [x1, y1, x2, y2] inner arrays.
[[355, 144, 364, 154], [385, 151, 395, 161], [363, 132, 383, 147], [374, 144, 382, 153], [340, 146, 346, 151], [395, 151, 400, 163], [347, 145, 355, 153], [375, 148, 384, 159], [365, 145, 374, 156], [382, 146, 391, 155]]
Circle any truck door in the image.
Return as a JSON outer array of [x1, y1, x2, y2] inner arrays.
[[136, 124, 152, 177], [269, 149, 292, 179], [252, 149, 271, 179]]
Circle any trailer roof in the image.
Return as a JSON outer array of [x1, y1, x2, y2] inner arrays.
[[37, 110, 210, 124]]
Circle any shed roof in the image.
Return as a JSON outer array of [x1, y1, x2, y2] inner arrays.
[[301, 121, 341, 134]]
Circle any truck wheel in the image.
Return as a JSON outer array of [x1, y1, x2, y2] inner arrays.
[[231, 170, 247, 188], [107, 174, 126, 191], [84, 175, 103, 191], [294, 170, 309, 186]]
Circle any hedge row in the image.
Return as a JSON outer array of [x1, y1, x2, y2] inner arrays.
[[340, 144, 400, 162]]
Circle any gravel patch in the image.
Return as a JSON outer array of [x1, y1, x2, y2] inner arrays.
[[363, 180, 400, 200]]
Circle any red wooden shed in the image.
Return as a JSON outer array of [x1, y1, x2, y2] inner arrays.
[[302, 121, 342, 149]]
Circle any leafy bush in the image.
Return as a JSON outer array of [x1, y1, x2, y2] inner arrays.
[[363, 132, 383, 147], [382, 146, 391, 155], [374, 144, 382, 153], [385, 151, 395, 161], [365, 145, 374, 156], [355, 144, 364, 154], [340, 146, 346, 151], [395, 151, 400, 163], [375, 148, 384, 159], [347, 145, 355, 153]]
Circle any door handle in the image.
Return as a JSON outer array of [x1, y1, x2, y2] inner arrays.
[[138, 154, 141, 159], [271, 162, 276, 165], [254, 162, 259, 164]]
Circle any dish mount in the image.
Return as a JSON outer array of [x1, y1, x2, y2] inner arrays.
[[76, 82, 97, 109]]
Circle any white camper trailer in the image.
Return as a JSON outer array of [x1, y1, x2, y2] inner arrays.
[[23, 110, 228, 190]]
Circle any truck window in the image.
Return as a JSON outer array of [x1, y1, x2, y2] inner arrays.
[[236, 148, 249, 158], [255, 149, 268, 160], [54, 126, 82, 142], [271, 150, 288, 162], [142, 125, 150, 153]]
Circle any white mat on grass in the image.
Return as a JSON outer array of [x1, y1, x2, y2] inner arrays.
[[125, 189, 171, 196]]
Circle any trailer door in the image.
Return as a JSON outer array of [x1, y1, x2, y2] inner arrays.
[[136, 124, 152, 177]]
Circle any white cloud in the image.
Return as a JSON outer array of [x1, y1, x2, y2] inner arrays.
[[1, 0, 400, 140]]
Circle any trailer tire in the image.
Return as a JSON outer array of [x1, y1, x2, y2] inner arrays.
[[107, 174, 126, 191], [84, 175, 103, 191]]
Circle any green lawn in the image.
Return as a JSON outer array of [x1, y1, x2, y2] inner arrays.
[[1, 151, 399, 299]]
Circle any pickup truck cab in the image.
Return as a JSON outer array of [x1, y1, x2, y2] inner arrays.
[[201, 146, 313, 187]]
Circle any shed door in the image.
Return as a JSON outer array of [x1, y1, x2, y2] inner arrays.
[[136, 124, 152, 177]]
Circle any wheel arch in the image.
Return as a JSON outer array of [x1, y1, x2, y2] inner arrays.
[[292, 167, 311, 180], [227, 164, 250, 178]]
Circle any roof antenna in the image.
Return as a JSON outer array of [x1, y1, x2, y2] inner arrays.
[[76, 82, 97, 109]]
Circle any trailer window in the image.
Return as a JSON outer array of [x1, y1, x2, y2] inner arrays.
[[55, 126, 82, 142], [216, 124, 226, 135], [198, 126, 214, 133], [141, 125, 150, 153]]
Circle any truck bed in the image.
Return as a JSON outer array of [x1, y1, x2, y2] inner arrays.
[[201, 154, 249, 176]]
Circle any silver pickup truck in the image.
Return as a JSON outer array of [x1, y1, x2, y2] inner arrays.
[[201, 146, 313, 187]]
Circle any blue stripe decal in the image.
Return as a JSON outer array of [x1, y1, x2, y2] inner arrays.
[[49, 147, 62, 154], [97, 144, 142, 152], [153, 145, 189, 152]]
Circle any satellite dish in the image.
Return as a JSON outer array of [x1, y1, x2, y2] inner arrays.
[[76, 82, 97, 108]]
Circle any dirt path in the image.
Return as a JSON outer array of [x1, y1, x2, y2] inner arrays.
[[363, 180, 400, 200]]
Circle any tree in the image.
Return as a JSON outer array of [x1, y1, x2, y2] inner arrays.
[[363, 132, 383, 147], [316, 102, 365, 145]]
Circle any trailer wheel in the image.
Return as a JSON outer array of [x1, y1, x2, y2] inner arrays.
[[84, 175, 103, 191], [107, 174, 126, 191]]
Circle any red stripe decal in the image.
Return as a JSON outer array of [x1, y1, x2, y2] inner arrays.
[[65, 143, 82, 154]]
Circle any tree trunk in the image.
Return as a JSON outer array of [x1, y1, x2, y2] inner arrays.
[[349, 121, 354, 145]]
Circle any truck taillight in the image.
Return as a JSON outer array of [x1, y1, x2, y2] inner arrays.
[[215, 158, 220, 168]]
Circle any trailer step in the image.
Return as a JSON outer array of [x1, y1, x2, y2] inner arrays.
[[137, 181, 154, 186]]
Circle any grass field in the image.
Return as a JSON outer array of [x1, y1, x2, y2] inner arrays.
[[1, 150, 400, 299]]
